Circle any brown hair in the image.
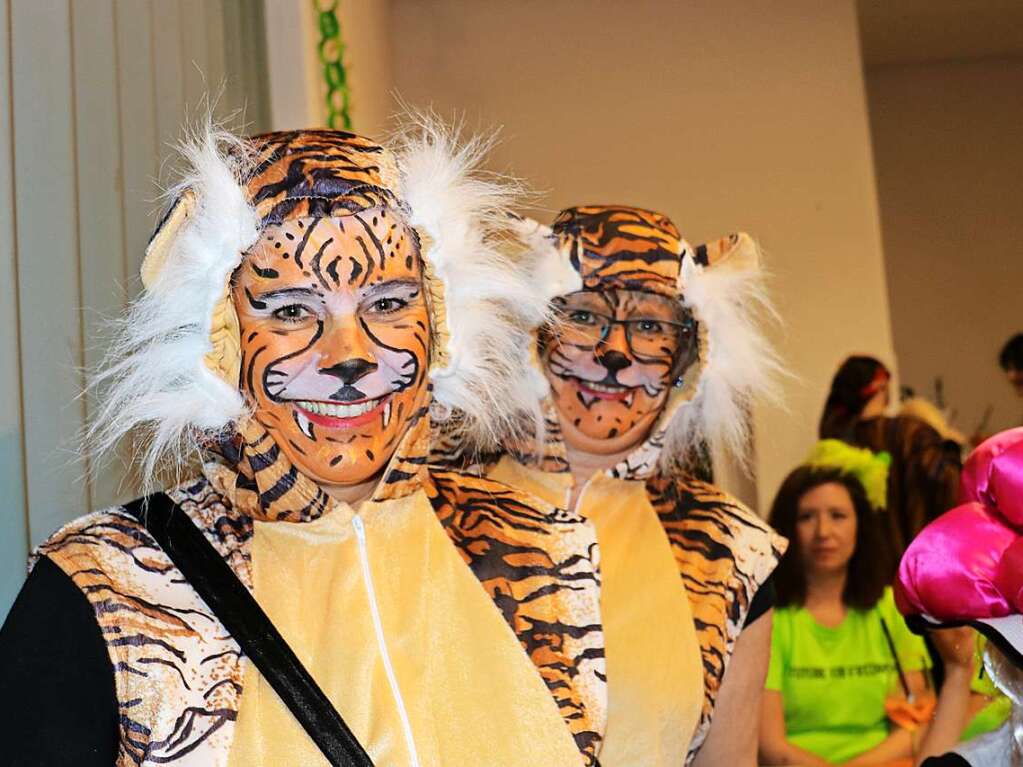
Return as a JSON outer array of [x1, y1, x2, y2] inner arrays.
[[819, 356, 891, 441], [768, 465, 891, 610]]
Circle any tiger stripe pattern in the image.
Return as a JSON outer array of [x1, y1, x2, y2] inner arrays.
[[646, 473, 787, 763], [551, 205, 684, 297], [35, 478, 252, 766], [231, 206, 432, 489], [426, 469, 606, 766], [34, 446, 605, 765], [244, 130, 400, 226], [430, 407, 570, 475]]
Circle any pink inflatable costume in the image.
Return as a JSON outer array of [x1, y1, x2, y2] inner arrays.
[[897, 427, 1023, 764]]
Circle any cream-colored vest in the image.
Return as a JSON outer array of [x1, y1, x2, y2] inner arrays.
[[229, 489, 584, 766], [491, 457, 705, 767]]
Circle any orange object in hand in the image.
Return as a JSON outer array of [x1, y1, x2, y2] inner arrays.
[[884, 693, 936, 731]]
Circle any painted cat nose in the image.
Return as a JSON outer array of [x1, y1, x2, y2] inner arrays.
[[320, 358, 378, 385], [596, 349, 632, 374]]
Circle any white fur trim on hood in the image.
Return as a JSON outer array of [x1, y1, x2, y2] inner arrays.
[[87, 126, 257, 485], [392, 116, 568, 448], [659, 235, 785, 472]]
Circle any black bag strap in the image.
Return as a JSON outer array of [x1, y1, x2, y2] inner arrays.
[[124, 492, 374, 767]]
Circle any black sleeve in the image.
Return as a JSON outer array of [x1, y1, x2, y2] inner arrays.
[[921, 755, 971, 767], [0, 556, 119, 766], [743, 572, 775, 628]]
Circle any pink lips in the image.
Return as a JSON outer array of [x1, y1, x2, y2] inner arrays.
[[294, 396, 390, 429]]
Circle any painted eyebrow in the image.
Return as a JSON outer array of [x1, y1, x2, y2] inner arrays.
[[250, 287, 322, 302], [560, 293, 613, 312], [361, 278, 421, 298]]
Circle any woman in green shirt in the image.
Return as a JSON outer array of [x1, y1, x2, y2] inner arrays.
[[759, 441, 976, 766]]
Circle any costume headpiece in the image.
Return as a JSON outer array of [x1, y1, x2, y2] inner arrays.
[[805, 439, 891, 511], [897, 428, 1023, 654], [88, 122, 554, 483], [523, 203, 784, 471], [896, 428, 1023, 759]]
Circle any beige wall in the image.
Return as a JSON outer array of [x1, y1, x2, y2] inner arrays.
[[381, 0, 895, 511], [867, 58, 1023, 439], [262, 0, 395, 136], [342, 0, 395, 138]]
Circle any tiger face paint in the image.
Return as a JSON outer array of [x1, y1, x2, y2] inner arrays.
[[541, 289, 696, 455], [232, 209, 430, 485]]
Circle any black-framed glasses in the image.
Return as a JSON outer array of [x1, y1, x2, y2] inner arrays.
[[555, 307, 696, 358]]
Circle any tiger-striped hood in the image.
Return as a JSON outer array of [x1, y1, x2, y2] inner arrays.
[[518, 203, 784, 478], [88, 123, 562, 517]]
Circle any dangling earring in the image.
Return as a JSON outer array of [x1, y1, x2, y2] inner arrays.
[[674, 376, 685, 388]]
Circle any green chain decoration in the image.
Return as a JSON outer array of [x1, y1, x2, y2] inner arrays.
[[314, 0, 352, 130]]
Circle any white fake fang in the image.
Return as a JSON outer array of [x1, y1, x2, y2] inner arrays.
[[577, 379, 636, 408], [295, 410, 316, 440], [383, 399, 392, 428]]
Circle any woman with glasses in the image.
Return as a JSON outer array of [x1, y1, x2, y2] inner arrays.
[[437, 204, 787, 766]]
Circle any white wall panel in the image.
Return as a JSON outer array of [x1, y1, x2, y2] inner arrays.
[[114, 0, 159, 278], [11, 0, 89, 545], [0, 0, 270, 620], [153, 0, 186, 150], [0, 0, 31, 615], [72, 0, 128, 509]]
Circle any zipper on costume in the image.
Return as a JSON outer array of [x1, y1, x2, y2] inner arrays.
[[351, 514, 421, 767]]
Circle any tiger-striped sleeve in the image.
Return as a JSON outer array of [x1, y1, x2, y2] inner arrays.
[[646, 474, 787, 763], [426, 468, 607, 766]]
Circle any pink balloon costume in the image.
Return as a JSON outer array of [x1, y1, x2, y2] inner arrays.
[[897, 427, 1023, 764]]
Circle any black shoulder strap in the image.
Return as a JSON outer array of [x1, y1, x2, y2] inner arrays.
[[124, 493, 374, 767]]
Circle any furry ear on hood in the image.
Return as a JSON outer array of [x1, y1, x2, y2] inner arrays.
[[660, 233, 786, 473]]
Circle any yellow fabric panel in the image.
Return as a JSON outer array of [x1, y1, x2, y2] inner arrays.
[[490, 453, 572, 508], [228, 490, 583, 767], [490, 458, 705, 765], [578, 474, 704, 767]]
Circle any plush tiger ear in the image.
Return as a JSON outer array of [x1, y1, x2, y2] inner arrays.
[[139, 188, 243, 391], [689, 232, 759, 274], [141, 191, 196, 289]]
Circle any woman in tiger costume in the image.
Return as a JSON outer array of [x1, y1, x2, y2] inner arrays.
[[0, 128, 606, 766], [440, 204, 788, 766]]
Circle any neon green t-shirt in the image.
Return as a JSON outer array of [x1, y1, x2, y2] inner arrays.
[[766, 587, 931, 764], [962, 634, 1011, 741]]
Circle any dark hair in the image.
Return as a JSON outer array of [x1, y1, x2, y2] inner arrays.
[[768, 465, 890, 610], [819, 356, 891, 440], [1000, 334, 1023, 371]]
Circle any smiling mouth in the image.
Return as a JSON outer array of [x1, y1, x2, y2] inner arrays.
[[291, 395, 393, 437], [574, 378, 637, 407]]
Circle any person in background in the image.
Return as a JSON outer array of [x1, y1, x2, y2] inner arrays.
[[820, 356, 961, 574], [899, 428, 1023, 767], [759, 440, 975, 767], [999, 333, 1023, 401]]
